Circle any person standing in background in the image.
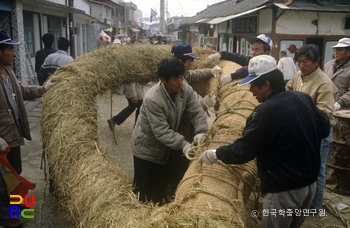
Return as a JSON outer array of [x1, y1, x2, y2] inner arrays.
[[35, 33, 56, 84], [277, 50, 296, 83], [37, 37, 73, 85], [324, 38, 350, 110], [286, 44, 338, 211]]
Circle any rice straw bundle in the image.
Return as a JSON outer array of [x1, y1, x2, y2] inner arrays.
[[41, 44, 259, 227], [134, 61, 260, 227]]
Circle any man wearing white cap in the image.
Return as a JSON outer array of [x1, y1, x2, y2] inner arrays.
[[198, 55, 330, 228], [208, 34, 273, 87], [0, 29, 56, 227], [324, 37, 350, 110]]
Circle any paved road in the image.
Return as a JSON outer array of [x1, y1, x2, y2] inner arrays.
[[11, 94, 350, 228]]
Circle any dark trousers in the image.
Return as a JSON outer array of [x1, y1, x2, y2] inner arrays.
[[6, 147, 22, 175], [167, 150, 190, 198], [133, 155, 169, 204], [112, 98, 142, 126]]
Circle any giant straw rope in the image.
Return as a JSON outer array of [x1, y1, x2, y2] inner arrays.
[[41, 44, 259, 227]]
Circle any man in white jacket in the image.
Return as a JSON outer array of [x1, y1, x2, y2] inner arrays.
[[277, 51, 296, 83]]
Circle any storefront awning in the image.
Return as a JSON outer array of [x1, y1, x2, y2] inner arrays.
[[129, 27, 140, 33], [207, 5, 266, 25]]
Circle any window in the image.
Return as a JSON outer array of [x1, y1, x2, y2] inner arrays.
[[47, 17, 62, 50], [23, 11, 35, 57]]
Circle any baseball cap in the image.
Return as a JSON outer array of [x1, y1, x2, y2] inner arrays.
[[238, 55, 277, 86], [332, 38, 350, 48], [247, 34, 273, 50], [0, 30, 21, 45], [171, 42, 200, 59]]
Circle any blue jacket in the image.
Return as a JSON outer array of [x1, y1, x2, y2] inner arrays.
[[216, 90, 330, 194]]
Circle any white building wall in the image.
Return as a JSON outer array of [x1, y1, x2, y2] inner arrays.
[[74, 0, 90, 14], [275, 10, 350, 35], [318, 13, 350, 36], [258, 8, 273, 34]]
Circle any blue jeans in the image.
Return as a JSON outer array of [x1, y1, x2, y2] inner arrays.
[[311, 127, 333, 210]]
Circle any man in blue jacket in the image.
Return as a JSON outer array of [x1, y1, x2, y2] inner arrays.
[[199, 55, 330, 227]]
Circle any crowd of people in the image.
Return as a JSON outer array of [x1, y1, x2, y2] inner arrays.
[[0, 26, 350, 228]]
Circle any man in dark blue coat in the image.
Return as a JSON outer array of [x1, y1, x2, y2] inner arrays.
[[199, 55, 330, 228]]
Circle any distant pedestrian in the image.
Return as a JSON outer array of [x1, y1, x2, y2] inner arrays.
[[277, 51, 296, 82], [37, 37, 73, 85], [107, 83, 144, 130], [35, 33, 56, 81]]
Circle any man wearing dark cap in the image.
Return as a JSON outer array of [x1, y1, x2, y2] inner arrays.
[[35, 33, 56, 81], [208, 34, 273, 87], [199, 55, 330, 228], [171, 41, 222, 112], [0, 29, 56, 227]]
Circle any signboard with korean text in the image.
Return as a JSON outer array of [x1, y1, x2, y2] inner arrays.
[[232, 16, 257, 34]]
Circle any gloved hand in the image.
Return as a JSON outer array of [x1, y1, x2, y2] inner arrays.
[[183, 143, 191, 155], [0, 137, 8, 152], [193, 133, 206, 146], [211, 66, 222, 77], [334, 102, 341, 111], [200, 94, 216, 113], [208, 53, 221, 64], [43, 78, 56, 92], [219, 75, 232, 87], [198, 149, 217, 165]]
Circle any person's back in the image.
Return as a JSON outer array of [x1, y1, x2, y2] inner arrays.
[[35, 33, 56, 74], [277, 51, 296, 82], [38, 37, 73, 85], [253, 90, 326, 193]]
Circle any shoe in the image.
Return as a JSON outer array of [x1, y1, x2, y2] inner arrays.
[[107, 119, 114, 131], [0, 218, 25, 228]]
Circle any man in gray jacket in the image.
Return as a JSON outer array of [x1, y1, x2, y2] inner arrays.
[[324, 37, 350, 110], [131, 57, 208, 204]]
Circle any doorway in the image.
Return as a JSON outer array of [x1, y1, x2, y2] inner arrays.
[[306, 37, 324, 67]]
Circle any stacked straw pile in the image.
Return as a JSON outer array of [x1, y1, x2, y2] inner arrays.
[[41, 44, 259, 228]]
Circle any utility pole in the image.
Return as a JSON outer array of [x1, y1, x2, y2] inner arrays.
[[68, 0, 75, 58], [160, 0, 164, 34]]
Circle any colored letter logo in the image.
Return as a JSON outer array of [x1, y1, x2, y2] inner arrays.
[[9, 195, 35, 219]]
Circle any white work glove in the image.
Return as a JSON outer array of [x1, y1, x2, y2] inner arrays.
[[334, 102, 341, 111], [193, 133, 206, 146], [200, 94, 216, 113], [182, 143, 191, 155], [211, 66, 222, 77], [219, 74, 232, 87], [43, 78, 56, 92], [198, 149, 217, 165], [0, 138, 8, 152], [208, 53, 221, 64]]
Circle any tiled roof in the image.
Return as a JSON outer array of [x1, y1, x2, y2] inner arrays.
[[275, 1, 350, 12], [180, 0, 270, 25], [181, 0, 350, 26]]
